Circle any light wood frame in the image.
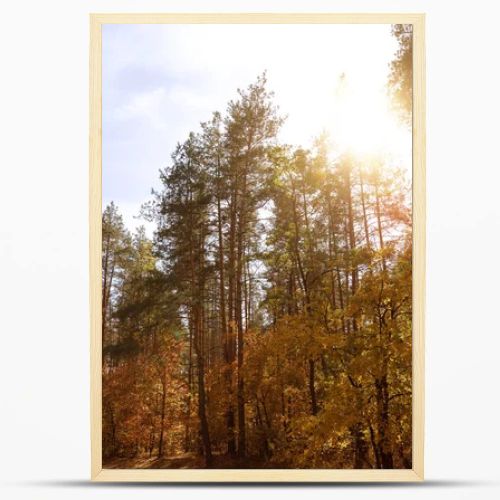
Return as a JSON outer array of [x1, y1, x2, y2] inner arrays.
[[90, 12, 425, 482]]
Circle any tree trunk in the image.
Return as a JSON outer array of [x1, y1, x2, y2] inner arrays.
[[359, 166, 371, 249], [184, 321, 193, 452], [195, 329, 213, 466], [375, 182, 387, 272], [376, 374, 393, 468], [158, 370, 167, 458], [226, 166, 237, 456], [236, 168, 247, 459], [308, 358, 318, 416]]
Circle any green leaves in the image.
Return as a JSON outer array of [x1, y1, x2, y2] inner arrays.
[[102, 67, 412, 468]]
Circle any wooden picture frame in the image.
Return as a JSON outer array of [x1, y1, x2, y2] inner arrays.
[[90, 12, 425, 482]]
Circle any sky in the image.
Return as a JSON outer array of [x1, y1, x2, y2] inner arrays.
[[102, 23, 411, 233]]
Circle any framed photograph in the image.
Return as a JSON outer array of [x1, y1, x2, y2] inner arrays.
[[90, 13, 425, 482]]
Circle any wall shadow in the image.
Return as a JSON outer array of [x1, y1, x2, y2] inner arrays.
[[16, 479, 497, 489]]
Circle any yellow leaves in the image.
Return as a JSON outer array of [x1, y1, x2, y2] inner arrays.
[[390, 335, 411, 361]]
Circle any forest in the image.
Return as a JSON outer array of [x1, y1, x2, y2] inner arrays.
[[102, 25, 413, 469]]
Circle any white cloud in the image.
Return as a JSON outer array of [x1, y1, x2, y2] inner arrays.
[[114, 87, 168, 130]]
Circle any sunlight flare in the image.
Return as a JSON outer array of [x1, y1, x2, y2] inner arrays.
[[328, 74, 411, 169]]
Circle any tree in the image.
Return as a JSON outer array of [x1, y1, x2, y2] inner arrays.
[[389, 24, 413, 124], [148, 132, 214, 465], [101, 202, 131, 356], [223, 73, 283, 458], [103, 52, 412, 469]]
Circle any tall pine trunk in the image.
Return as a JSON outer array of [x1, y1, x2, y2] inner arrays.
[[236, 165, 247, 458]]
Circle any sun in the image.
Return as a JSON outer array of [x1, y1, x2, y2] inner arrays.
[[328, 74, 411, 170]]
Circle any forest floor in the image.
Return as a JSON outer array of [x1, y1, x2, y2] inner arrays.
[[104, 452, 271, 469]]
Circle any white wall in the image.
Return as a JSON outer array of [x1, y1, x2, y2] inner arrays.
[[1, 1, 499, 498]]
